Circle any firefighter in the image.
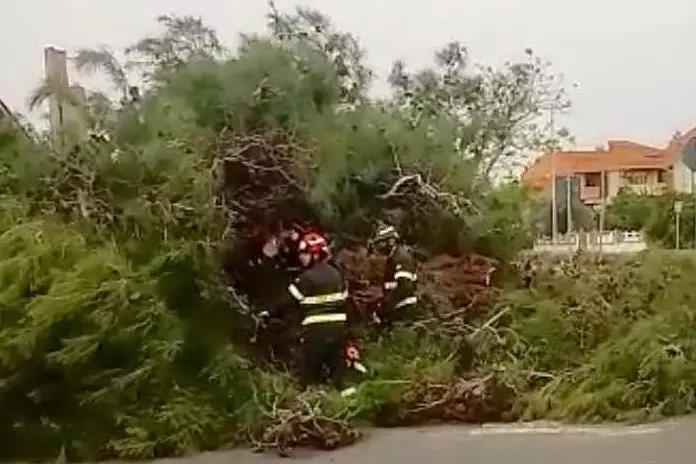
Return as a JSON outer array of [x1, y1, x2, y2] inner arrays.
[[259, 232, 350, 388], [249, 232, 296, 362], [368, 224, 418, 326]]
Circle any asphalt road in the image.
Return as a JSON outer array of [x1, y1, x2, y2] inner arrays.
[[116, 418, 696, 464]]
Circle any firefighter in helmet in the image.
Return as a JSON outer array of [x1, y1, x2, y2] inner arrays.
[[368, 224, 418, 326], [259, 231, 350, 388]]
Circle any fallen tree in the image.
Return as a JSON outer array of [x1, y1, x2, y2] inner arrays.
[[3, 5, 692, 463]]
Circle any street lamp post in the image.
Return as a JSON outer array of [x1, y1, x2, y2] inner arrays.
[[598, 202, 605, 255], [549, 109, 558, 242], [566, 176, 573, 234], [675, 200, 684, 250], [598, 164, 606, 256], [692, 170, 696, 249]]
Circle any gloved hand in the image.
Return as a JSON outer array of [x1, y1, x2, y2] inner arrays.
[[258, 310, 270, 319], [372, 309, 392, 331], [371, 301, 387, 325], [255, 310, 272, 331], [250, 311, 271, 344]]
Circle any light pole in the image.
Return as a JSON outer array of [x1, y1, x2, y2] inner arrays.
[[566, 176, 573, 233], [675, 200, 683, 250], [598, 162, 606, 256], [597, 202, 605, 255], [692, 170, 696, 249], [549, 109, 558, 241]]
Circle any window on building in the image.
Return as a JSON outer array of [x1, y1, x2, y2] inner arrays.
[[624, 171, 649, 185], [657, 170, 667, 183], [584, 173, 601, 187]]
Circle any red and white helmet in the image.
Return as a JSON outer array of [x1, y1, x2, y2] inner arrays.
[[297, 232, 329, 267]]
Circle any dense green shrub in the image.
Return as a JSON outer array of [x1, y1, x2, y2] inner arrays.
[[605, 189, 696, 248], [477, 252, 696, 422]]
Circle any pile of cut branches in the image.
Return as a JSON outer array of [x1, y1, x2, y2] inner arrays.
[[423, 254, 498, 307], [252, 393, 360, 457], [375, 375, 514, 426], [333, 246, 498, 325], [215, 129, 317, 236]]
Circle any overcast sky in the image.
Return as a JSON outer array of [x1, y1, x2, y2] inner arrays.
[[2, 0, 696, 148]]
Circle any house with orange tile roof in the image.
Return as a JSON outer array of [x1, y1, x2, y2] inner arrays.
[[521, 127, 696, 205]]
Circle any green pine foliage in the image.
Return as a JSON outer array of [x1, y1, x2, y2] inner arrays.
[[477, 252, 696, 423]]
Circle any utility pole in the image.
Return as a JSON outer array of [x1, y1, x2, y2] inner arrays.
[[549, 108, 558, 241], [44, 47, 69, 151], [598, 167, 606, 256], [566, 176, 573, 233], [692, 170, 696, 249], [675, 200, 683, 250]]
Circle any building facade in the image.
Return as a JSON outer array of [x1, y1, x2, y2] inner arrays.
[[522, 129, 696, 205]]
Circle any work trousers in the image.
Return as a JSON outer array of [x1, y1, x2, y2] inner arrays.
[[299, 322, 346, 389]]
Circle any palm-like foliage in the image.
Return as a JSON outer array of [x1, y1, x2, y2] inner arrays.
[[26, 75, 81, 112], [26, 75, 91, 149], [26, 76, 118, 142], [73, 46, 129, 100]]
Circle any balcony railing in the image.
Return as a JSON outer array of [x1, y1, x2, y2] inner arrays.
[[533, 230, 647, 254], [580, 185, 601, 201], [622, 182, 668, 195]]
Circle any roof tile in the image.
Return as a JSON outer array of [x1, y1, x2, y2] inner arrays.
[[522, 136, 678, 190]]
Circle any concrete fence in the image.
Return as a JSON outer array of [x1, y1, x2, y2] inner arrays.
[[533, 230, 647, 254]]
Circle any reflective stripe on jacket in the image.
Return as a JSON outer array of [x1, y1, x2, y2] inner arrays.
[[383, 245, 418, 312], [301, 313, 348, 325], [287, 261, 348, 326]]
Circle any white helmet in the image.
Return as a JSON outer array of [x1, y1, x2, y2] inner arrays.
[[372, 224, 400, 243]]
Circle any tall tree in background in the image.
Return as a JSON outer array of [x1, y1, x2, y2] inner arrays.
[[26, 75, 89, 150], [389, 45, 571, 182], [26, 76, 82, 115], [72, 47, 144, 127], [73, 47, 130, 102], [28, 74, 122, 134], [266, 1, 373, 105], [125, 15, 226, 83]]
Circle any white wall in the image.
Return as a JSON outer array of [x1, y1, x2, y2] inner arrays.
[[533, 231, 647, 254], [672, 159, 693, 193], [606, 171, 622, 198]]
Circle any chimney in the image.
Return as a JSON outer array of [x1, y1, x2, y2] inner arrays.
[[43, 46, 88, 149], [44, 46, 69, 148]]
